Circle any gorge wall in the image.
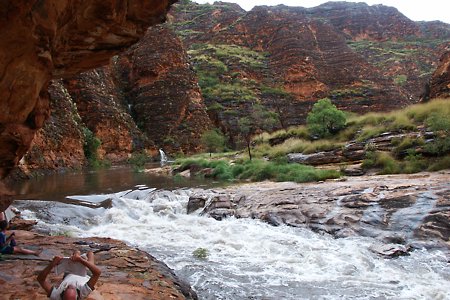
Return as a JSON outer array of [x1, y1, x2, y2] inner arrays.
[[425, 51, 450, 99], [0, 0, 176, 210], [5, 0, 450, 179], [170, 1, 449, 139], [21, 25, 213, 175]]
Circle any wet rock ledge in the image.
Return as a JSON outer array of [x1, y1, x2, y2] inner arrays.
[[0, 222, 197, 300]]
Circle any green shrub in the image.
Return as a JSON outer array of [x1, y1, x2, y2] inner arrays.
[[402, 150, 426, 173], [405, 99, 448, 122], [377, 152, 401, 174], [193, 248, 209, 260], [174, 158, 340, 183], [361, 151, 377, 169], [424, 112, 450, 155], [128, 151, 149, 171], [393, 136, 425, 157], [201, 129, 226, 156], [425, 137, 450, 156], [388, 114, 416, 131], [88, 158, 111, 170], [82, 127, 101, 161], [428, 155, 450, 171], [362, 151, 400, 174], [207, 102, 225, 111], [393, 74, 407, 86], [307, 98, 347, 138], [356, 125, 386, 142]]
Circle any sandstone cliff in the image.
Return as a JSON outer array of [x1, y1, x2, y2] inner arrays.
[[64, 66, 149, 163], [425, 51, 450, 99], [0, 0, 176, 210], [170, 1, 449, 140], [114, 25, 212, 155], [21, 80, 85, 174]]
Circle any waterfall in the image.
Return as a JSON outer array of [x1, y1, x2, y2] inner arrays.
[[159, 149, 168, 166]]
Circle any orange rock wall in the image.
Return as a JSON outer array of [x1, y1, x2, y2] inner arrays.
[[0, 0, 176, 209], [429, 51, 450, 99]]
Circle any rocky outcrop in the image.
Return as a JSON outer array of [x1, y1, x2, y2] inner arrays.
[[20, 80, 85, 174], [115, 25, 212, 154], [425, 51, 450, 99], [287, 131, 434, 166], [0, 0, 176, 209], [0, 223, 197, 299], [188, 171, 450, 250], [30, 24, 211, 165], [64, 66, 149, 162], [308, 2, 420, 41], [170, 1, 449, 135]]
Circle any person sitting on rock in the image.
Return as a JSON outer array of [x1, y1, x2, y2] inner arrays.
[[37, 250, 101, 300], [0, 220, 41, 256]]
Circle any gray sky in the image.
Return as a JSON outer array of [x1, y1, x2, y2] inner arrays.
[[193, 0, 450, 23]]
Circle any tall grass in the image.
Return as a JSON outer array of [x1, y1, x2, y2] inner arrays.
[[175, 158, 340, 183], [253, 138, 343, 159]]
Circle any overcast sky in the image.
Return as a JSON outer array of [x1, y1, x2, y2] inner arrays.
[[193, 0, 450, 23]]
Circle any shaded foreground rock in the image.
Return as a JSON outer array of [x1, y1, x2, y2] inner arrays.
[[0, 225, 197, 300], [189, 171, 450, 250]]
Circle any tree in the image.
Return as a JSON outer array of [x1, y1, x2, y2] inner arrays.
[[82, 127, 101, 163], [239, 104, 278, 160], [201, 129, 225, 157], [307, 98, 346, 138]]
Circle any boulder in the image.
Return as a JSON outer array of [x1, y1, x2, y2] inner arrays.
[[369, 243, 411, 258], [0, 228, 198, 300]]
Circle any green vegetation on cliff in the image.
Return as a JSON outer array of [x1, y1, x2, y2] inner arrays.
[[188, 43, 268, 101], [254, 98, 450, 174], [347, 38, 449, 80]]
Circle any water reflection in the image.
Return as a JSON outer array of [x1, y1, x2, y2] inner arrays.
[[12, 164, 224, 202]]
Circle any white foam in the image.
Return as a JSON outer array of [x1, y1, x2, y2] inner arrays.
[[15, 189, 450, 299]]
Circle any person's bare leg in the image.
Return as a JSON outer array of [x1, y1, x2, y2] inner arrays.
[[13, 246, 40, 256]]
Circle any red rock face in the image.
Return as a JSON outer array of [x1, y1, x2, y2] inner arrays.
[[170, 1, 449, 132], [64, 66, 148, 162], [21, 80, 85, 173], [427, 51, 450, 99], [308, 2, 421, 41], [114, 25, 212, 154], [0, 0, 175, 209], [20, 24, 211, 171]]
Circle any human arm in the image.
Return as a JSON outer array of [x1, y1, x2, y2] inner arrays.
[[37, 256, 63, 296], [71, 252, 101, 290], [5, 232, 15, 243]]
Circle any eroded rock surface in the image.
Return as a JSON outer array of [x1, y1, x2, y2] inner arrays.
[[426, 51, 450, 100], [0, 227, 197, 300], [115, 25, 212, 154], [0, 0, 176, 210], [171, 1, 449, 135], [190, 171, 450, 250]]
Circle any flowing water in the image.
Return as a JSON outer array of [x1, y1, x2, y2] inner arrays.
[[12, 169, 450, 300]]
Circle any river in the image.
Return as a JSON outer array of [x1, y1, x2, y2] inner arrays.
[[11, 167, 450, 299]]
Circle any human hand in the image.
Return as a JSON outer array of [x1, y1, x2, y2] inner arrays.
[[51, 256, 63, 266], [70, 252, 84, 263]]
